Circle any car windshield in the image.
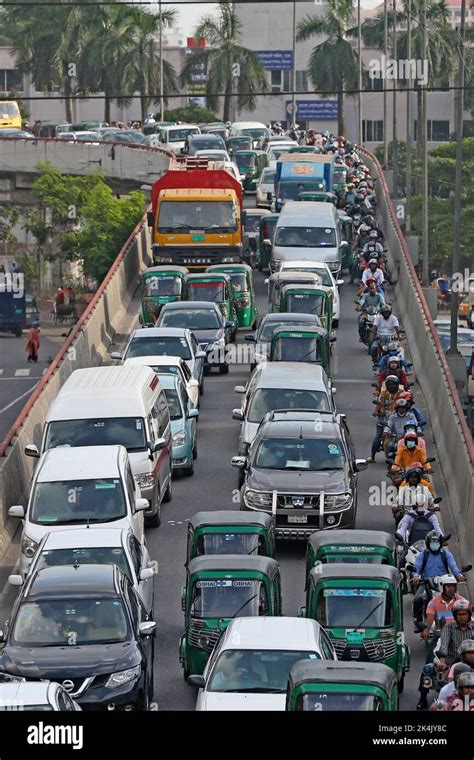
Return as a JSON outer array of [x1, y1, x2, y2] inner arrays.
[[163, 388, 183, 421], [12, 599, 130, 646], [190, 579, 265, 618], [199, 533, 262, 556], [283, 267, 332, 286], [187, 283, 226, 303], [126, 336, 191, 360], [260, 169, 276, 185], [30, 479, 127, 525], [208, 649, 321, 693], [168, 128, 199, 142], [157, 201, 237, 232], [247, 388, 330, 423], [228, 273, 248, 292], [143, 275, 181, 297], [275, 226, 336, 248], [0, 103, 20, 117], [239, 128, 267, 138], [230, 138, 252, 150], [244, 215, 263, 233], [160, 308, 220, 330], [287, 293, 325, 315], [318, 588, 393, 628], [272, 336, 323, 363], [45, 418, 147, 452], [301, 694, 382, 711], [37, 547, 131, 580], [235, 154, 256, 171], [114, 132, 145, 143], [254, 437, 345, 471], [258, 319, 315, 341], [191, 138, 224, 151]]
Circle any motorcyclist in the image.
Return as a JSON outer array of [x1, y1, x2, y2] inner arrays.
[[375, 344, 410, 373], [369, 376, 405, 462], [397, 468, 435, 515], [403, 391, 427, 430], [392, 431, 432, 473], [416, 577, 468, 710], [383, 399, 420, 453], [412, 535, 465, 634], [357, 280, 385, 342], [399, 461, 434, 495], [377, 356, 409, 391], [444, 670, 474, 710], [438, 662, 472, 703], [370, 304, 401, 362], [358, 258, 385, 297]]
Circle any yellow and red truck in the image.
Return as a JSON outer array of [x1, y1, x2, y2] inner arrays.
[[148, 158, 244, 270]]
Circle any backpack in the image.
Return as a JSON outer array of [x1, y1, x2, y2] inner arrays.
[[420, 548, 449, 576]]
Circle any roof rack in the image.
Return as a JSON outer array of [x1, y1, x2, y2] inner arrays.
[[264, 409, 339, 422]]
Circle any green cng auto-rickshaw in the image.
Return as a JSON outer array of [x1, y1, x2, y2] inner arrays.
[[286, 660, 399, 711], [288, 146, 323, 155], [206, 263, 259, 329], [179, 555, 282, 678], [186, 511, 276, 564], [139, 265, 189, 325], [301, 564, 410, 691], [184, 272, 238, 339], [267, 271, 323, 313], [279, 284, 334, 334], [233, 150, 268, 193], [305, 530, 398, 589], [227, 135, 253, 156], [269, 326, 333, 377], [298, 190, 338, 205], [257, 214, 279, 272], [337, 211, 354, 273]]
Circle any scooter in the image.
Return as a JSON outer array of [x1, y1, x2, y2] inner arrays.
[[395, 515, 444, 592]]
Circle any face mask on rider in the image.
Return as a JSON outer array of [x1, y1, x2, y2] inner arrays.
[[430, 541, 441, 552], [406, 440, 416, 449]]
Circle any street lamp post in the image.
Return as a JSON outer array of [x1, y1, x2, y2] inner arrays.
[[383, 0, 388, 167], [392, 0, 398, 196], [406, 0, 412, 233], [421, 0, 429, 284], [159, 0, 164, 121], [292, 0, 296, 129], [358, 0, 362, 145]]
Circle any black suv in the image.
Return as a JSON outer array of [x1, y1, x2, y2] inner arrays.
[[0, 564, 155, 710], [232, 410, 367, 539]]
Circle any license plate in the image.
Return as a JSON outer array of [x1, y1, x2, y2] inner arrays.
[[287, 515, 307, 524]]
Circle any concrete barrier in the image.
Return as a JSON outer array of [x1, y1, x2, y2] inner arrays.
[[0, 218, 152, 555], [360, 147, 474, 593]]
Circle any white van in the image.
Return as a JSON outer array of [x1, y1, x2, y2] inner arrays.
[[271, 201, 343, 277], [9, 445, 148, 577], [230, 121, 270, 147], [25, 366, 172, 527], [159, 124, 201, 154]]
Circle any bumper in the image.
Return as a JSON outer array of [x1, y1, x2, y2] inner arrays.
[[152, 246, 243, 270], [172, 442, 192, 468], [241, 503, 355, 539], [77, 678, 143, 711]]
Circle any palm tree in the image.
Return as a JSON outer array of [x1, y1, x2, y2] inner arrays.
[[296, 0, 360, 136], [361, 0, 458, 157], [180, 1, 268, 123]]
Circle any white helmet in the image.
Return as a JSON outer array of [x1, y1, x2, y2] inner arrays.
[[440, 574, 457, 587]]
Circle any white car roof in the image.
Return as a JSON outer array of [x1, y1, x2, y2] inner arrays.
[[220, 617, 323, 650], [279, 201, 337, 218], [124, 355, 183, 368], [251, 361, 328, 389], [41, 526, 128, 550], [280, 260, 331, 272], [0, 681, 56, 705], [36, 445, 125, 482]]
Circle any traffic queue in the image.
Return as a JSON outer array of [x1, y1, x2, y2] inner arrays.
[[0, 125, 472, 715]]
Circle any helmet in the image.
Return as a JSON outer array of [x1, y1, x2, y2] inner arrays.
[[452, 662, 471, 684], [453, 602, 472, 624], [369, 230, 378, 239], [439, 574, 458, 590], [388, 356, 400, 367], [366, 277, 377, 285], [457, 671, 474, 696], [425, 529, 442, 551], [404, 431, 418, 442], [405, 466, 422, 484], [368, 258, 378, 267], [385, 374, 399, 388], [395, 398, 407, 410], [358, 180, 368, 189], [403, 392, 414, 403]]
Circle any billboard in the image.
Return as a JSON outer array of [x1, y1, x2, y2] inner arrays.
[[186, 48, 208, 97], [286, 100, 338, 120], [255, 50, 293, 70]]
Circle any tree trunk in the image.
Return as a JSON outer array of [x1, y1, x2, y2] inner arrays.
[[416, 86, 422, 193], [223, 77, 232, 123], [337, 88, 344, 137], [141, 95, 148, 125], [64, 77, 73, 123], [104, 95, 111, 125]]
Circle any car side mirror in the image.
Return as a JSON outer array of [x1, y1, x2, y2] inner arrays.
[[231, 455, 248, 469], [433, 497, 442, 504], [354, 458, 368, 472], [298, 605, 306, 618], [110, 351, 122, 360], [187, 674, 205, 688], [139, 567, 155, 581], [8, 505, 25, 519], [147, 211, 154, 229], [232, 409, 244, 421], [225, 320, 234, 329], [266, 192, 272, 201], [331, 387, 337, 394], [196, 351, 206, 360], [462, 564, 473, 573], [442, 533, 451, 544], [187, 408, 199, 419], [234, 385, 245, 394], [8, 575, 23, 587], [337, 279, 345, 286], [135, 498, 149, 512], [245, 334, 256, 342], [152, 438, 166, 453], [139, 621, 156, 637], [341, 240, 348, 246], [188, 379, 199, 388], [25, 444, 39, 458]]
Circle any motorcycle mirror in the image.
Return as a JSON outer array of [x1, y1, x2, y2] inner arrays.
[[433, 497, 442, 504], [442, 533, 451, 543], [426, 457, 435, 463], [395, 532, 405, 543], [462, 564, 472, 573]]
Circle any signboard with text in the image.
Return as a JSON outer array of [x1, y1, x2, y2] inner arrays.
[[186, 48, 208, 98], [286, 100, 338, 120], [256, 50, 293, 70]]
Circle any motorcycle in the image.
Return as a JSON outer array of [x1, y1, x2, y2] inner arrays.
[[356, 304, 379, 346]]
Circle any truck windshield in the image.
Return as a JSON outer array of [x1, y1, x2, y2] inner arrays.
[[247, 388, 330, 423], [30, 478, 127, 525], [254, 437, 344, 471], [190, 579, 265, 618], [319, 588, 393, 628], [158, 201, 237, 232], [45, 417, 147, 452], [301, 694, 382, 711], [279, 183, 326, 201], [275, 227, 336, 248]]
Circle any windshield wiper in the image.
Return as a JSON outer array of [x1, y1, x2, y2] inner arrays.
[[351, 600, 385, 631], [230, 593, 259, 619], [222, 687, 284, 693]]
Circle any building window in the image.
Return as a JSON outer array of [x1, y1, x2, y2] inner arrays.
[[0, 69, 23, 93], [270, 70, 291, 93], [414, 120, 451, 141], [362, 120, 384, 141], [296, 70, 308, 92]]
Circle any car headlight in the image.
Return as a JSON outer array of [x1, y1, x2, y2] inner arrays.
[[22, 535, 39, 559], [105, 665, 141, 689], [243, 489, 273, 509], [134, 473, 154, 488], [172, 430, 186, 446], [153, 255, 173, 264], [324, 493, 353, 510]]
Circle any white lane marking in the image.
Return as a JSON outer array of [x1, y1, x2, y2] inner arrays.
[[14, 369, 30, 377], [0, 382, 39, 415]]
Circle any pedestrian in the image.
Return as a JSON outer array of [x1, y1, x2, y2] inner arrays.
[[26, 321, 40, 362]]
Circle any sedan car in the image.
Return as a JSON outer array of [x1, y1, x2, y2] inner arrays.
[[256, 167, 276, 208], [123, 355, 199, 409], [13, 526, 156, 615], [185, 133, 226, 155], [0, 681, 82, 711], [277, 260, 344, 327], [156, 301, 233, 375], [57, 131, 101, 144], [112, 327, 206, 393], [160, 374, 199, 476], [0, 128, 34, 139], [189, 617, 337, 711], [0, 564, 156, 711], [233, 410, 367, 538]]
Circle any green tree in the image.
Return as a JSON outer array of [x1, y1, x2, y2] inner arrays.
[[296, 0, 360, 136], [163, 104, 218, 123], [180, 1, 269, 122]]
